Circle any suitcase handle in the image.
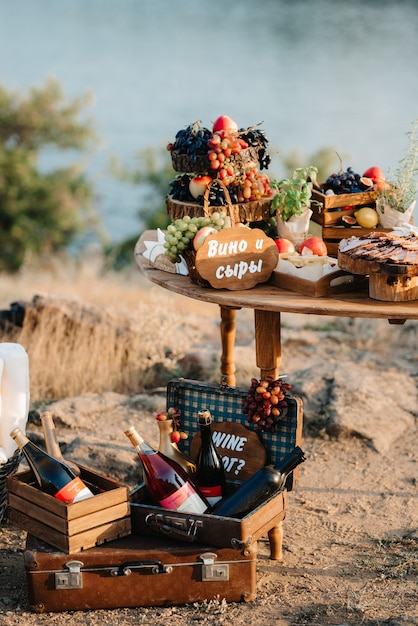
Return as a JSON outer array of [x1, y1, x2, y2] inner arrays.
[[145, 513, 201, 543], [110, 560, 173, 576]]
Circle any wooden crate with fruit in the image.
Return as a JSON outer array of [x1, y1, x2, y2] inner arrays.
[[310, 165, 387, 256]]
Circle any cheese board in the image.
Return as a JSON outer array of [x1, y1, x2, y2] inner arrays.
[[338, 228, 418, 301]]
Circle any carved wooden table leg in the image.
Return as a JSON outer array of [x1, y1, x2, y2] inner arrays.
[[254, 309, 283, 558], [254, 309, 281, 380], [219, 306, 239, 387]]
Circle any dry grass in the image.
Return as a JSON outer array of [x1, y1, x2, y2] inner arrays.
[[0, 254, 221, 402], [2, 251, 418, 404]]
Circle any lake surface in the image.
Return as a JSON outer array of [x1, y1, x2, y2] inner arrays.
[[1, 0, 417, 242]]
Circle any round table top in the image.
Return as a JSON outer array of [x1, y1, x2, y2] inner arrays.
[[135, 232, 418, 322]]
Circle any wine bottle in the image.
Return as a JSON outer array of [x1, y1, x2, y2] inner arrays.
[[157, 417, 196, 476], [10, 428, 94, 503], [40, 411, 81, 476], [194, 409, 225, 506], [124, 425, 209, 514], [212, 446, 305, 518]]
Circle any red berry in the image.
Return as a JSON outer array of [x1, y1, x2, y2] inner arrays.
[[171, 431, 181, 444]]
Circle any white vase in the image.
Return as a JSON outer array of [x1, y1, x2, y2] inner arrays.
[[376, 198, 415, 229], [276, 208, 312, 248]]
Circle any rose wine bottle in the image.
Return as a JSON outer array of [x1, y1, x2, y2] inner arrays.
[[157, 417, 196, 476], [40, 411, 81, 476], [10, 428, 94, 503], [124, 425, 209, 514], [213, 446, 306, 518], [194, 409, 225, 506]]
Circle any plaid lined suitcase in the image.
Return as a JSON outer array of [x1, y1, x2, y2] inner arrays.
[[131, 378, 303, 555], [167, 378, 303, 487]]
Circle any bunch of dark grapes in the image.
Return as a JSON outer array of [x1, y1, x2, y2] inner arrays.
[[168, 121, 212, 157], [196, 179, 228, 206], [243, 377, 292, 432], [239, 128, 271, 170], [168, 174, 194, 202], [323, 167, 371, 195]]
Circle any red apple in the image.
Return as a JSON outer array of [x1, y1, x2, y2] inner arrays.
[[362, 166, 386, 183], [155, 411, 168, 421], [275, 238, 295, 255], [212, 115, 238, 134], [299, 236, 328, 256], [193, 226, 218, 251], [189, 175, 212, 199]]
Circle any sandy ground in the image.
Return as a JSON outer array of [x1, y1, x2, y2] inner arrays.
[[0, 273, 417, 625], [1, 396, 417, 626]]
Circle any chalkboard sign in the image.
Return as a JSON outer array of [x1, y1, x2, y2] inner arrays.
[[190, 421, 267, 481], [195, 228, 279, 290]]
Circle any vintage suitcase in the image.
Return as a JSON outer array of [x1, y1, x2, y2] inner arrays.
[[166, 378, 303, 480], [24, 532, 257, 613], [131, 378, 303, 558]]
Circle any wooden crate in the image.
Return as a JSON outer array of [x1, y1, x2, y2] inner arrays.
[[311, 188, 378, 226], [7, 464, 131, 552], [311, 188, 386, 256], [317, 225, 389, 257], [269, 267, 368, 297]]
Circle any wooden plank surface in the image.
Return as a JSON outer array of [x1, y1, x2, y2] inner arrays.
[[135, 232, 418, 321]]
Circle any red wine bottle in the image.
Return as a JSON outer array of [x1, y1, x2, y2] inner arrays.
[[194, 409, 225, 506], [10, 428, 94, 503], [124, 425, 209, 514], [213, 446, 305, 518]]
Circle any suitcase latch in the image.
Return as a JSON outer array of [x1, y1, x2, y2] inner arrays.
[[55, 560, 83, 590], [199, 552, 229, 582]]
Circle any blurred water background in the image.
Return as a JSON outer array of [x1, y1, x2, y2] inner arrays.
[[1, 0, 417, 243]]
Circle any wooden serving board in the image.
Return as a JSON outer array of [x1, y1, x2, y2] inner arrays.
[[269, 267, 367, 297], [338, 250, 418, 301]]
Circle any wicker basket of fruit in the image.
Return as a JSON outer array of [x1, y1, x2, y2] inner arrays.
[[164, 181, 238, 288], [166, 115, 274, 224], [166, 193, 273, 223]]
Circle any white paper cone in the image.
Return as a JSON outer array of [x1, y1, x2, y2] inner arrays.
[[0, 343, 30, 463], [276, 209, 312, 248]]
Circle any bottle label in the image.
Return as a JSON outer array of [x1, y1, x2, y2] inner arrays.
[[198, 485, 223, 506], [55, 477, 94, 503], [159, 482, 207, 514]]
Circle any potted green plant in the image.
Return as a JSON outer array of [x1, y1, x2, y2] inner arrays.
[[270, 166, 319, 246], [376, 118, 418, 228]]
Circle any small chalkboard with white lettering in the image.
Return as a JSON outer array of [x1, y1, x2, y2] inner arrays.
[[195, 228, 278, 290]]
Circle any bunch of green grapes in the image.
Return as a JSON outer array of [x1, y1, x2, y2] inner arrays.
[[164, 212, 232, 262]]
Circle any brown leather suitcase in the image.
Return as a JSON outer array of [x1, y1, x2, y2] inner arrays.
[[24, 532, 257, 613]]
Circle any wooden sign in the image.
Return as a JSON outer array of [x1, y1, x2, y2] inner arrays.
[[195, 228, 279, 290], [190, 421, 267, 482]]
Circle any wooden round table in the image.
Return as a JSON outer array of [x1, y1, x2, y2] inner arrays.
[[135, 231, 418, 386]]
